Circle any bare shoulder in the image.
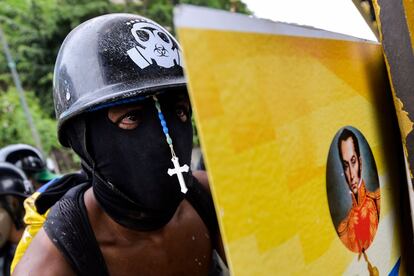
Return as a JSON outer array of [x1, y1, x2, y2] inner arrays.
[[13, 227, 75, 276], [192, 170, 210, 193]]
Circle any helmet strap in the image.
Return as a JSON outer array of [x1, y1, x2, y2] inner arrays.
[[80, 155, 137, 204], [153, 95, 189, 194]]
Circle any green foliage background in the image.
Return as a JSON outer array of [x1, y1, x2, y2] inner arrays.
[[0, 0, 250, 171], [0, 88, 56, 152]]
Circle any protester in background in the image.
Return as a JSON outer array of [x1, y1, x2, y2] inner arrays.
[[0, 144, 59, 190], [13, 13, 227, 275], [0, 162, 34, 276]]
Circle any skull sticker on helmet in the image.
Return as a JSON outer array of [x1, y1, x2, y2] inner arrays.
[[126, 20, 182, 69]]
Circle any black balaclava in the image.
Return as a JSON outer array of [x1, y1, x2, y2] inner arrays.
[[85, 90, 193, 230]]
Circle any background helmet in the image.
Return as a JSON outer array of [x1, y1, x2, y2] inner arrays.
[[53, 13, 186, 146], [0, 162, 34, 230], [0, 144, 46, 176]]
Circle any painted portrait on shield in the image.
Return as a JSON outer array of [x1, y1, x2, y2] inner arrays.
[[326, 126, 380, 254]]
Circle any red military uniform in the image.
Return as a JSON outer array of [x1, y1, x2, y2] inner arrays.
[[337, 180, 380, 253]]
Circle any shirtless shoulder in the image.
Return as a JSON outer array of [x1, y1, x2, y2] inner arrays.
[[12, 228, 75, 276]]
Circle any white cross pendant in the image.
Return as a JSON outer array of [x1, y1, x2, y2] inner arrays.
[[167, 156, 189, 194]]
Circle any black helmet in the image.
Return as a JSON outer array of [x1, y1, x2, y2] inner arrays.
[[0, 144, 46, 175], [0, 162, 34, 229], [53, 13, 185, 146]]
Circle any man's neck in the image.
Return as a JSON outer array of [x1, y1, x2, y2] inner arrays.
[[357, 177, 363, 190], [351, 178, 365, 206], [355, 178, 363, 204], [84, 187, 172, 243]]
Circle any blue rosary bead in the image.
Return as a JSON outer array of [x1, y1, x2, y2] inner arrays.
[[153, 95, 173, 146]]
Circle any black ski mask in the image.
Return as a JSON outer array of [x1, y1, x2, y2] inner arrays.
[[86, 90, 193, 230]]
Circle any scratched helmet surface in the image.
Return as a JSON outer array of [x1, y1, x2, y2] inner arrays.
[[53, 13, 185, 146]]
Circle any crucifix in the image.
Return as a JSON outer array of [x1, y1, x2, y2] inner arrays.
[[168, 156, 189, 194], [152, 95, 190, 194]]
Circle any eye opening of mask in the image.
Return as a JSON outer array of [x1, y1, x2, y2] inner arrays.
[[174, 101, 191, 122], [109, 108, 145, 131], [114, 109, 143, 125]]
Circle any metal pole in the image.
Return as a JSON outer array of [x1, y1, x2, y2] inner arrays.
[[0, 26, 44, 154], [230, 0, 238, 12]]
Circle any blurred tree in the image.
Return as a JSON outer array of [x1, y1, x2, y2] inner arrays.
[[0, 0, 249, 115], [0, 0, 123, 116], [0, 0, 250, 163], [0, 88, 56, 152], [179, 0, 249, 13], [0, 87, 78, 172]]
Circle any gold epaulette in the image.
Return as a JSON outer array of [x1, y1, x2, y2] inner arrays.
[[337, 218, 348, 236], [366, 188, 381, 200]]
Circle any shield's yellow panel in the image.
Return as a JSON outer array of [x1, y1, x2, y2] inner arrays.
[[175, 6, 404, 275]]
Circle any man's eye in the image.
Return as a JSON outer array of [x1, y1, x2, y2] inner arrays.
[[175, 105, 189, 122], [116, 110, 143, 130], [123, 114, 138, 123]]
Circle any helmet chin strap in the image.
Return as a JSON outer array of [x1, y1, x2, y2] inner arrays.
[[152, 96, 189, 194], [80, 160, 136, 204]]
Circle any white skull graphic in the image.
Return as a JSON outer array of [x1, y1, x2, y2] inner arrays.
[[127, 21, 181, 69]]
